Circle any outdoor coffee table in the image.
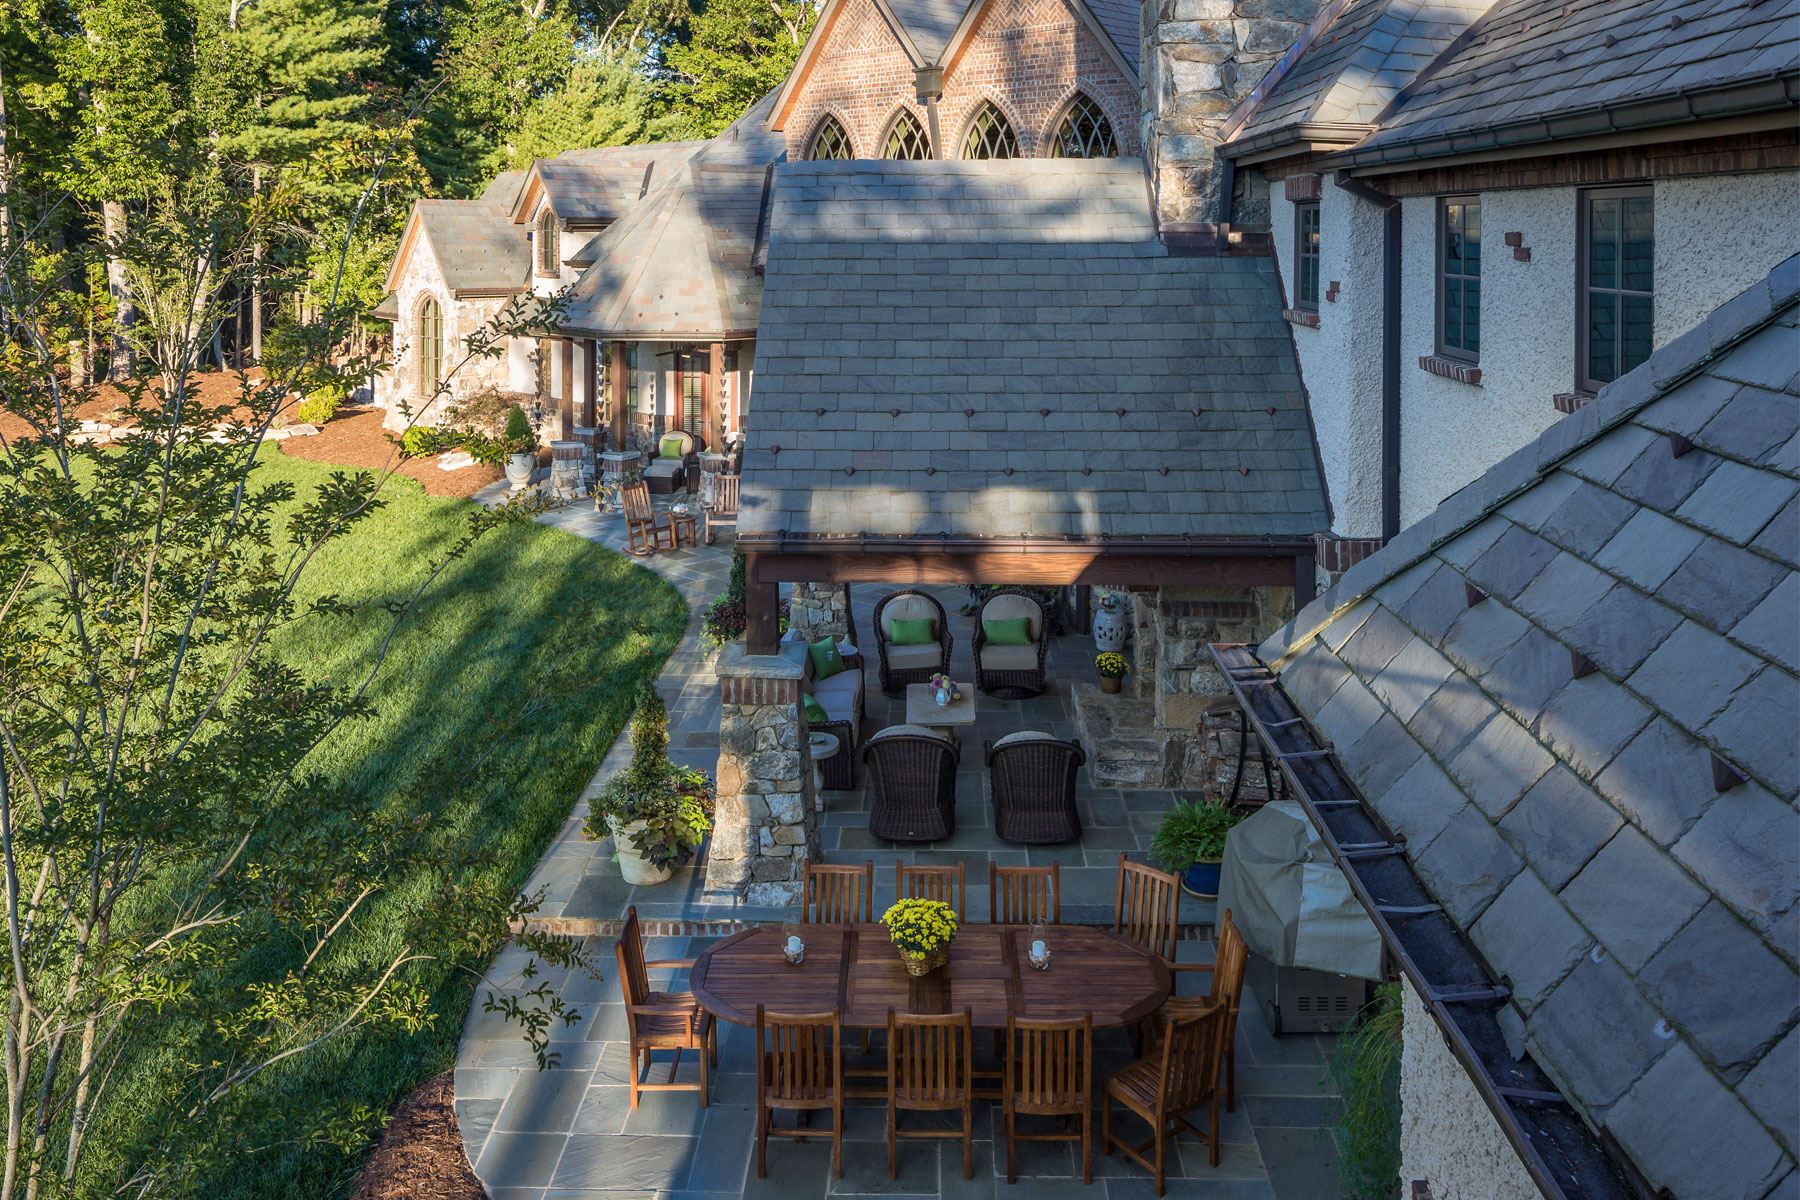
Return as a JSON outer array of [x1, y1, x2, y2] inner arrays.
[[690, 923, 1169, 1030], [904, 682, 976, 740]]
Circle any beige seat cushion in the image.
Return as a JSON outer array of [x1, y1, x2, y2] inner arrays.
[[884, 643, 944, 670], [980, 644, 1040, 671], [643, 458, 684, 479], [993, 731, 1058, 748], [981, 593, 1043, 640], [881, 594, 940, 641], [813, 686, 859, 725], [812, 670, 862, 701], [871, 723, 947, 742]]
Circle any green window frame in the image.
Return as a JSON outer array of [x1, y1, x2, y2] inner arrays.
[[1294, 201, 1321, 312], [1578, 187, 1653, 391], [1437, 197, 1481, 362]]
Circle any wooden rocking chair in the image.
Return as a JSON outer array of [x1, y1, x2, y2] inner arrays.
[[623, 482, 675, 557], [705, 473, 739, 544]]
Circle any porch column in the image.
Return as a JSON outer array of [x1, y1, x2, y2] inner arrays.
[[745, 552, 781, 656], [709, 643, 819, 906], [708, 341, 724, 452], [558, 337, 575, 441], [580, 339, 598, 428], [609, 341, 629, 451]]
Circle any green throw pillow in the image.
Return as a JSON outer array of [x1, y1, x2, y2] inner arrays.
[[984, 617, 1032, 646], [660, 434, 685, 459], [802, 693, 828, 723], [889, 617, 935, 646], [809, 637, 845, 681]]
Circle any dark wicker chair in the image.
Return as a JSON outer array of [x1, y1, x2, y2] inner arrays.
[[985, 733, 1086, 844], [973, 588, 1051, 698], [863, 725, 960, 843], [873, 590, 952, 696]]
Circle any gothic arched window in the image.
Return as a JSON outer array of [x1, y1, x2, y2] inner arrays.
[[1049, 93, 1118, 158], [536, 206, 559, 274], [882, 109, 931, 160], [807, 114, 852, 161], [418, 295, 443, 396], [960, 102, 1018, 160]]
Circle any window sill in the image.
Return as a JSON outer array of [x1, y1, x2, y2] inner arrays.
[[1554, 391, 1596, 414], [1419, 354, 1481, 386], [1284, 309, 1320, 328]]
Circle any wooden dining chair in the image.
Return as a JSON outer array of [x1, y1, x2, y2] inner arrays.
[[1113, 854, 1181, 963], [1003, 1014, 1093, 1184], [614, 905, 715, 1107], [755, 1005, 845, 1179], [704, 473, 738, 543], [622, 481, 675, 556], [1102, 1000, 1230, 1196], [895, 862, 965, 921], [1157, 908, 1250, 1111], [989, 863, 1060, 925], [804, 860, 873, 924], [886, 1007, 975, 1181]]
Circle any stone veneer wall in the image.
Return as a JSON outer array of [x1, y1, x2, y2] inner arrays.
[[786, 582, 852, 645], [1399, 977, 1540, 1200], [382, 233, 514, 430], [1148, 584, 1295, 729], [709, 644, 820, 906], [1142, 0, 1319, 222]]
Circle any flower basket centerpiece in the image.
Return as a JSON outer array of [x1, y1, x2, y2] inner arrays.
[[1095, 652, 1130, 695], [927, 672, 960, 706], [1150, 798, 1245, 899], [882, 897, 958, 976]]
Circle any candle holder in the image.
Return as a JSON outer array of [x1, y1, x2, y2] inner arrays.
[[781, 921, 805, 966], [1027, 923, 1050, 970]]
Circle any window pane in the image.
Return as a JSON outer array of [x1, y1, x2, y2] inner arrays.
[[1444, 279, 1462, 349], [1588, 292, 1618, 384], [1463, 279, 1480, 356], [1463, 202, 1481, 274], [1588, 198, 1619, 289], [1050, 93, 1117, 158], [884, 110, 931, 160], [1622, 196, 1653, 292], [1444, 204, 1463, 273], [1622, 294, 1652, 375], [962, 103, 1018, 160]]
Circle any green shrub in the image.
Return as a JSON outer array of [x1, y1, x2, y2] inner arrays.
[[504, 404, 532, 443], [1149, 797, 1243, 873], [1330, 983, 1403, 1200], [294, 387, 342, 426], [401, 426, 446, 457]]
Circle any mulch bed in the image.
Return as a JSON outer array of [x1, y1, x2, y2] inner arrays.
[[348, 1071, 487, 1200], [276, 407, 506, 500]]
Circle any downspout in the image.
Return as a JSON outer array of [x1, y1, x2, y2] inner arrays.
[[1334, 171, 1402, 540], [914, 67, 945, 159]]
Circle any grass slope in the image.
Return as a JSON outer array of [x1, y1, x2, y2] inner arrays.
[[80, 449, 685, 1199]]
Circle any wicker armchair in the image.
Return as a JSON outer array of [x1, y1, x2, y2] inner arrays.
[[973, 589, 1050, 698], [984, 732, 1085, 844], [643, 429, 697, 495], [801, 637, 864, 792], [863, 725, 960, 843], [873, 590, 952, 696]]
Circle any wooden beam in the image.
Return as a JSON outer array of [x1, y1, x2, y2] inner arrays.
[[708, 341, 724, 452], [558, 337, 575, 440], [745, 557, 780, 655], [609, 342, 629, 451], [745, 549, 1301, 589], [581, 339, 598, 428]]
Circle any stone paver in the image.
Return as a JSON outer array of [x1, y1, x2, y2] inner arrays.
[[459, 482, 1344, 1199]]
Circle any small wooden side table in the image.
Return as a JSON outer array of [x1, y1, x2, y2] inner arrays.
[[668, 510, 699, 548]]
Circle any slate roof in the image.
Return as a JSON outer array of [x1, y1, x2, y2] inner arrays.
[[479, 169, 526, 209], [741, 158, 1330, 541], [406, 199, 528, 295], [1078, 0, 1140, 72], [525, 142, 705, 226], [1327, 0, 1800, 168], [1229, 0, 1491, 153], [885, 0, 967, 62], [1261, 255, 1800, 1200]]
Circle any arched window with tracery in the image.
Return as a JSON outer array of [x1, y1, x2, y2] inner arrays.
[[807, 114, 852, 161], [418, 295, 443, 396], [537, 206, 559, 274], [882, 109, 932, 160], [959, 102, 1018, 160], [1049, 93, 1118, 158]]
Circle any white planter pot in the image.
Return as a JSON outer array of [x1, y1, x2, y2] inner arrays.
[[611, 819, 673, 886], [505, 452, 535, 490], [1092, 605, 1129, 653]]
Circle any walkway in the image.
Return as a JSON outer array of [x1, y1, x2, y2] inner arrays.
[[455, 482, 1344, 1199]]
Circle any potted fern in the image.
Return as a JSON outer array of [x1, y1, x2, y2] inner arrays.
[[585, 690, 714, 884], [1150, 798, 1244, 899]]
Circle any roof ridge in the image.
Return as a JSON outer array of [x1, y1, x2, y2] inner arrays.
[[1262, 251, 1800, 665]]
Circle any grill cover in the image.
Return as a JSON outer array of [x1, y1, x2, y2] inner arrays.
[[1217, 802, 1383, 981]]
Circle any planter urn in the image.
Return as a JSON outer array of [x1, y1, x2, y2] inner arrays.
[[611, 819, 674, 886], [1183, 860, 1223, 899], [505, 451, 535, 490]]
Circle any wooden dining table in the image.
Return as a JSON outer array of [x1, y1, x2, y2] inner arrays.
[[688, 923, 1171, 1029]]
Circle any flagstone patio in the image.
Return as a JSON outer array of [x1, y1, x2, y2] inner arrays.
[[458, 484, 1344, 1198]]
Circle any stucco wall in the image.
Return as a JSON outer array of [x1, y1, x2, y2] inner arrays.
[[1399, 977, 1539, 1200], [1270, 183, 1387, 538], [385, 234, 513, 431], [1654, 169, 1800, 345]]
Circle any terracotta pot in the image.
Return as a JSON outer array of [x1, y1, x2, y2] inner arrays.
[[1099, 675, 1123, 694]]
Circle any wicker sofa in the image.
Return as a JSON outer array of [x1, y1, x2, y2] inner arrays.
[[973, 588, 1051, 698], [800, 640, 864, 792], [872, 589, 952, 696], [985, 732, 1086, 844], [863, 725, 960, 843]]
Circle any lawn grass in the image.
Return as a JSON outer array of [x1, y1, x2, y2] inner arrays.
[[76, 448, 686, 1199]]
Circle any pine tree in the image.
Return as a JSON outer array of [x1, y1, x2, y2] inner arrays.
[[663, 0, 813, 136], [509, 57, 687, 166]]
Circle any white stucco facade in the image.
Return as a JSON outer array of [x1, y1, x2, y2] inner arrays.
[[1399, 977, 1539, 1200], [1270, 185, 1389, 538], [1653, 169, 1800, 345]]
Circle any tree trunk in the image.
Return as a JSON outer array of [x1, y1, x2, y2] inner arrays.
[[102, 200, 134, 382], [251, 165, 263, 362]]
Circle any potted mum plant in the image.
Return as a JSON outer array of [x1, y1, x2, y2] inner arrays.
[[1095, 651, 1130, 695], [1150, 798, 1244, 899], [882, 897, 958, 976], [585, 689, 714, 885]]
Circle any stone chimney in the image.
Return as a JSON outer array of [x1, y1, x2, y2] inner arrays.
[[1141, 0, 1320, 224]]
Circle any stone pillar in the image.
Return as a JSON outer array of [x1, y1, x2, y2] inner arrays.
[[596, 448, 642, 513], [709, 643, 819, 907], [1143, 1, 1318, 223], [787, 582, 851, 645]]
